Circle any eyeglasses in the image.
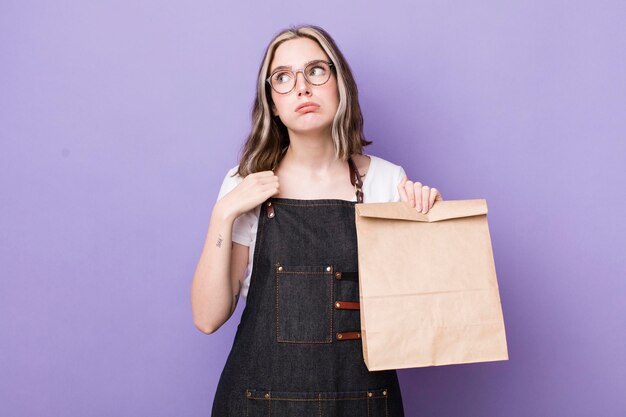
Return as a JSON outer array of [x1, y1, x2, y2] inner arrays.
[[266, 60, 335, 94]]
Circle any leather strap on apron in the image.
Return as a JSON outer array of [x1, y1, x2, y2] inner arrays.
[[347, 155, 364, 203]]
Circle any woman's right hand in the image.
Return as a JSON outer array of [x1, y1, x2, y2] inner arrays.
[[216, 170, 280, 220]]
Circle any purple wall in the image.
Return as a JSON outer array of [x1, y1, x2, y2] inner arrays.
[[1, 1, 624, 416]]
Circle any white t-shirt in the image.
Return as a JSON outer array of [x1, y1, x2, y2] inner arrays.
[[215, 154, 407, 301]]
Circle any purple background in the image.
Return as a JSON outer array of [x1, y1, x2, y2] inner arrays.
[[1, 1, 625, 416]]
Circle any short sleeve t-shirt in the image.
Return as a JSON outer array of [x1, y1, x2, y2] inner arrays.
[[215, 154, 407, 301]]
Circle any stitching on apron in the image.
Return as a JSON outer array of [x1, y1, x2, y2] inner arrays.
[[249, 396, 386, 401], [330, 272, 334, 345], [250, 202, 268, 289], [385, 391, 389, 417], [246, 388, 387, 400], [275, 268, 334, 344], [271, 202, 354, 207], [318, 393, 322, 417], [246, 392, 390, 417], [275, 268, 279, 344]]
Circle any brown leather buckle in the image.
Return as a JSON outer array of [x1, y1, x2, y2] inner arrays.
[[336, 331, 361, 340], [334, 301, 360, 310]]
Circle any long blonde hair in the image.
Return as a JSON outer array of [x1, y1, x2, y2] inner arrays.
[[235, 24, 372, 177]]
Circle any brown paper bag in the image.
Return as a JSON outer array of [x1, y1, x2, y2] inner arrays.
[[354, 199, 508, 371]]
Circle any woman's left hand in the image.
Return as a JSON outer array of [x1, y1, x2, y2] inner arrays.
[[397, 175, 443, 214]]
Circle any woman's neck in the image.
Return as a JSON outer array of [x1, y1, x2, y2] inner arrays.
[[280, 138, 343, 175]]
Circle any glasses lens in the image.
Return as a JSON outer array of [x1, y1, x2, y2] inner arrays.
[[270, 71, 295, 94], [305, 61, 331, 85]]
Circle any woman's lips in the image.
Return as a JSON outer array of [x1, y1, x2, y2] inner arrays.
[[295, 103, 320, 113]]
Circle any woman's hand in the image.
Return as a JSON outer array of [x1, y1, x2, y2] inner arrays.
[[216, 171, 280, 220], [397, 175, 443, 214]]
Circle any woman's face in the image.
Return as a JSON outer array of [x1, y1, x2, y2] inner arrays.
[[268, 37, 339, 137]]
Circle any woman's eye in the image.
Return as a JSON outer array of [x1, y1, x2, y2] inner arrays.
[[274, 72, 292, 84], [308, 66, 325, 76]]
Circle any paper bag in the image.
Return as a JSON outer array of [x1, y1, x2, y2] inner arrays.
[[354, 199, 508, 371]]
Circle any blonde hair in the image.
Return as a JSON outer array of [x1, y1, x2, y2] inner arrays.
[[235, 24, 372, 177]]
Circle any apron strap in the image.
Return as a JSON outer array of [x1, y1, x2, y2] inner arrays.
[[347, 156, 364, 203]]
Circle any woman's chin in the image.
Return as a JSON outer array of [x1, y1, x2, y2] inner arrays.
[[287, 120, 333, 135], [290, 128, 331, 138]]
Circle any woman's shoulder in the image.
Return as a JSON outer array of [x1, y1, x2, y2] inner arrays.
[[222, 164, 244, 186], [364, 154, 405, 178], [216, 164, 243, 201], [362, 154, 406, 203]]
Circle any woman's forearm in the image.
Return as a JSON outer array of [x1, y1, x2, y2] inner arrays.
[[191, 202, 240, 334]]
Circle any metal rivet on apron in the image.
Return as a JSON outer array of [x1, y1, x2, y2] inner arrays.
[[368, 392, 373, 397], [335, 302, 341, 308], [264, 393, 270, 399], [335, 271, 341, 280], [268, 212, 274, 218], [337, 333, 343, 339], [246, 391, 251, 397], [267, 202, 272, 206], [326, 266, 331, 272], [277, 266, 283, 271], [383, 390, 387, 396]]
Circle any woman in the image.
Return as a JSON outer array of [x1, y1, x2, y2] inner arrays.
[[191, 24, 442, 416]]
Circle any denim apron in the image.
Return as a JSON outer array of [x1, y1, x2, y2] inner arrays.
[[212, 157, 405, 416]]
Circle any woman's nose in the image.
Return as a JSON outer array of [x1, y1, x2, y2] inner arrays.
[[294, 71, 312, 95]]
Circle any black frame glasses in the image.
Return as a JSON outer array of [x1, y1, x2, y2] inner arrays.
[[266, 60, 335, 94]]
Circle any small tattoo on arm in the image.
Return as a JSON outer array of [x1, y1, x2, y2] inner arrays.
[[216, 234, 223, 248]]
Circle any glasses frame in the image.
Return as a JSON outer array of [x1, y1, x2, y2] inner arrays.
[[266, 60, 335, 95]]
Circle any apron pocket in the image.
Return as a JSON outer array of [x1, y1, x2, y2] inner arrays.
[[245, 388, 389, 417], [275, 264, 333, 343]]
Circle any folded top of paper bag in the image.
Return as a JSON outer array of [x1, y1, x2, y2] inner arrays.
[[355, 199, 487, 223]]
